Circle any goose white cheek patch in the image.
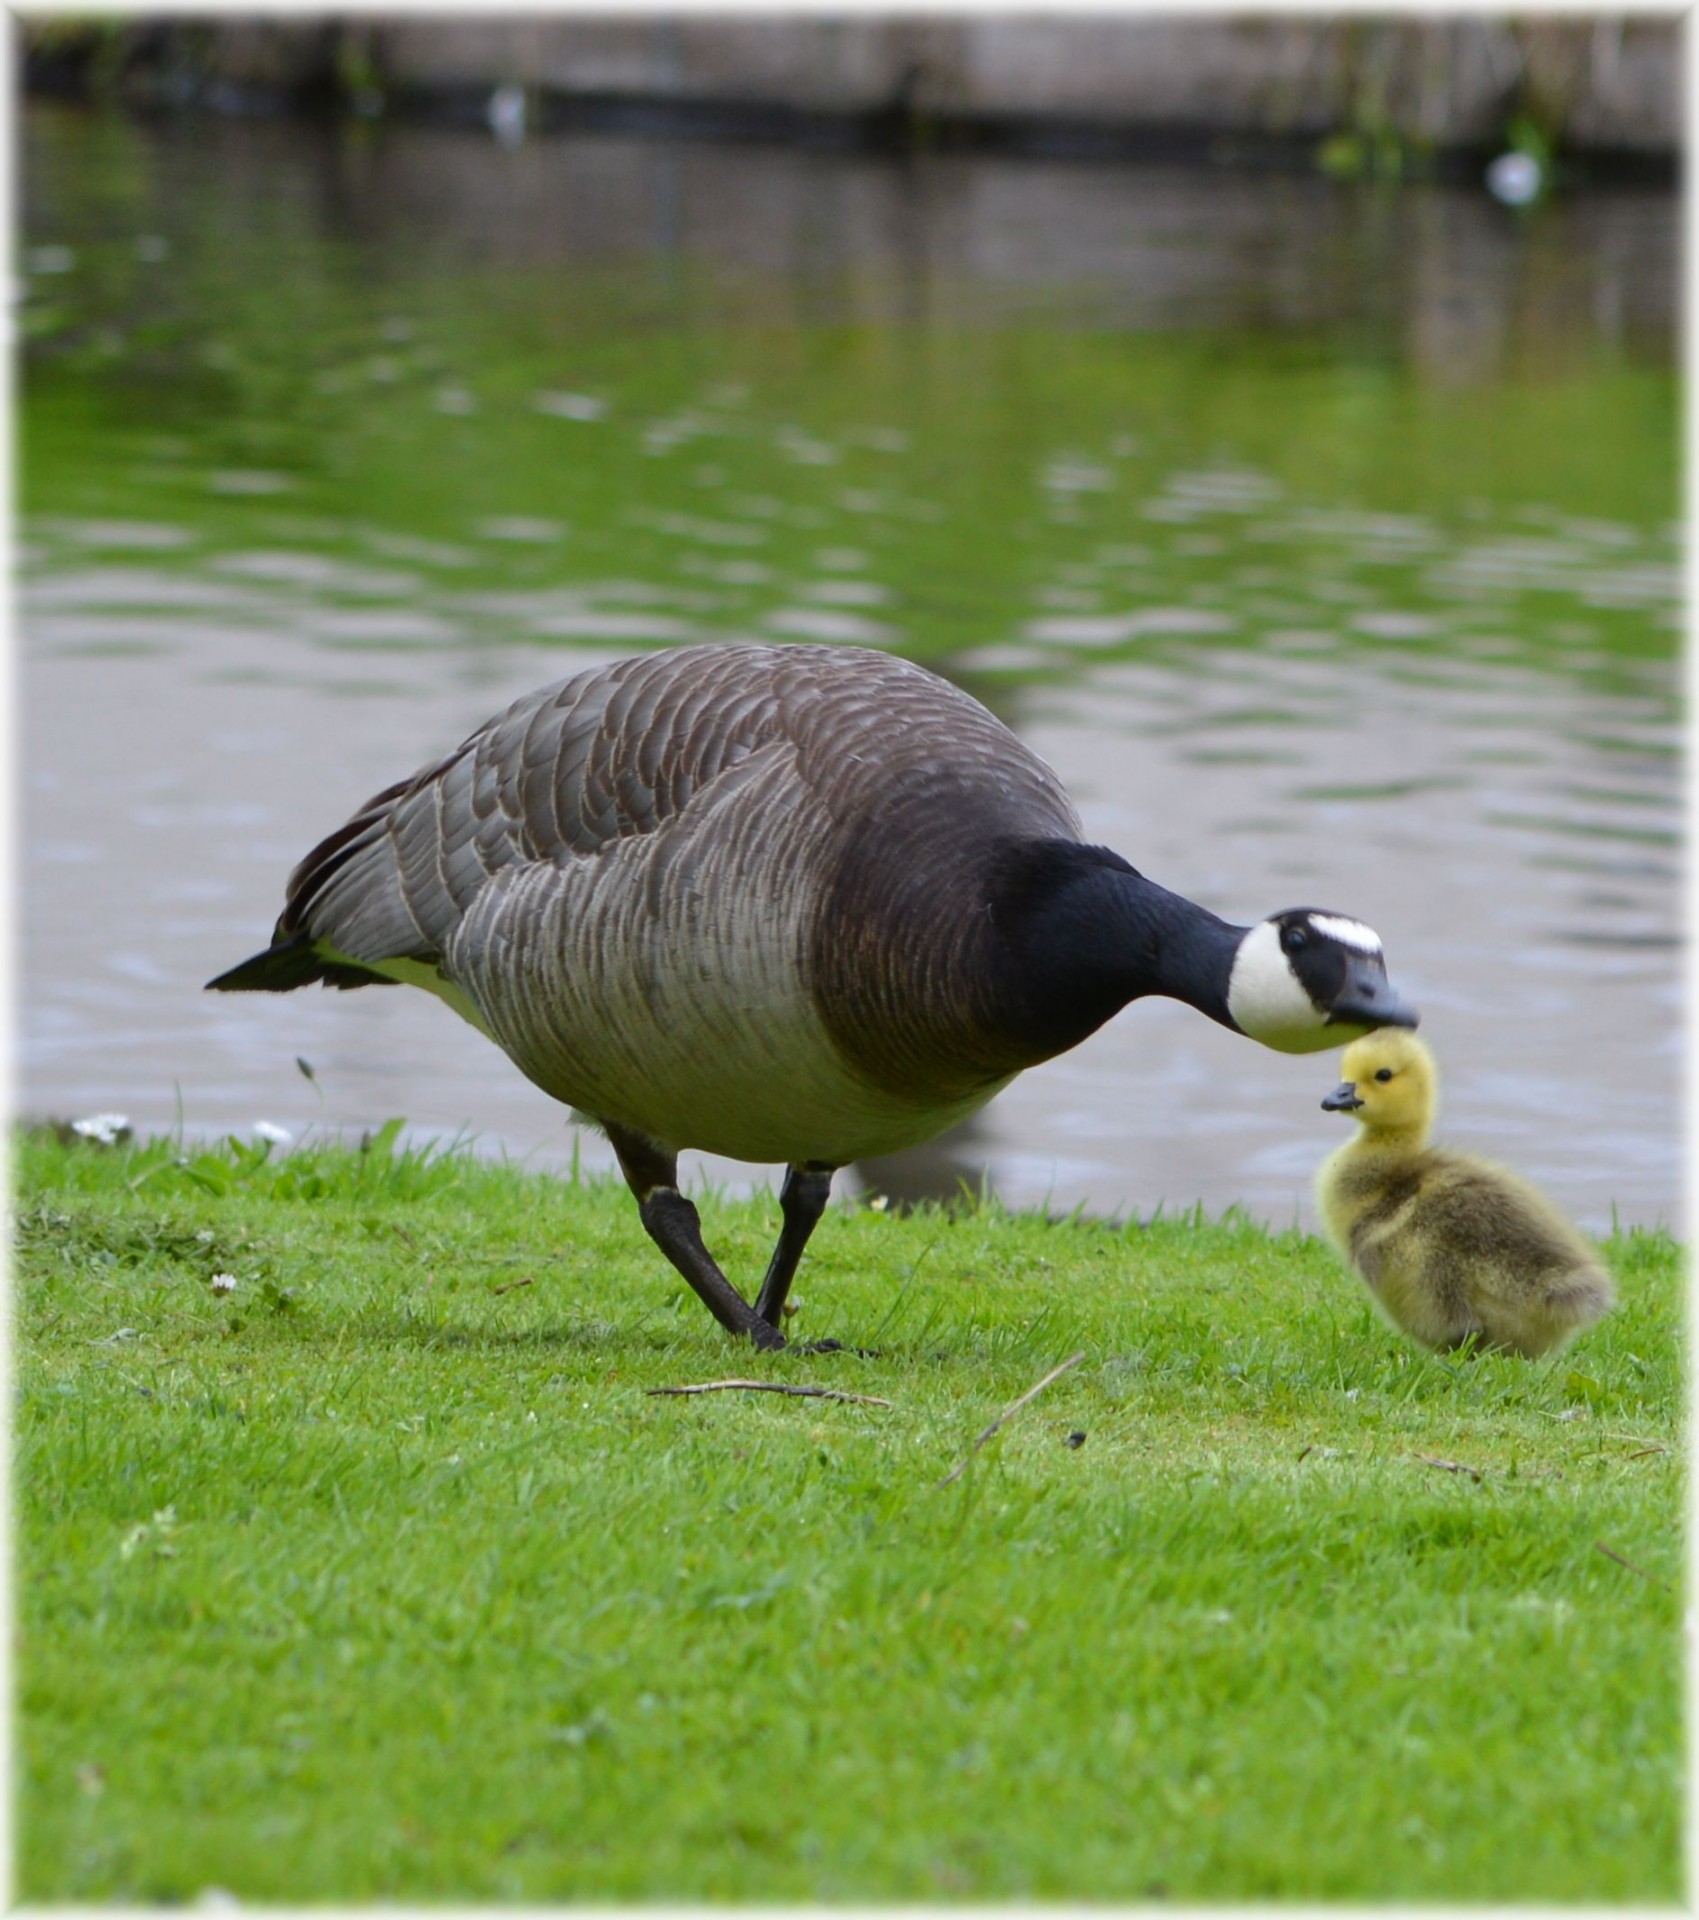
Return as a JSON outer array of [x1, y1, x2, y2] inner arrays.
[[1225, 920, 1332, 1053], [1306, 914, 1382, 955]]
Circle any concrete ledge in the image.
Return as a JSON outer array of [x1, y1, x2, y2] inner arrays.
[[23, 15, 1684, 161]]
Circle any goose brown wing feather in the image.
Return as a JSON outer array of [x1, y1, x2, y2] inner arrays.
[[270, 644, 1077, 979], [272, 648, 797, 967]]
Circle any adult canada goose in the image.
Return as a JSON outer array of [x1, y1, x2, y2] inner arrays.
[[1317, 1028, 1613, 1357], [210, 642, 1417, 1349]]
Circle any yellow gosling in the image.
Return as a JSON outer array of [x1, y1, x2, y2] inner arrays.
[[1316, 1029, 1613, 1357]]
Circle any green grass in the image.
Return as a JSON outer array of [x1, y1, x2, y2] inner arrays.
[[15, 1125, 1684, 1902]]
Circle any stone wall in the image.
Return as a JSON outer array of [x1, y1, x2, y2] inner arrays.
[[29, 15, 1685, 157]]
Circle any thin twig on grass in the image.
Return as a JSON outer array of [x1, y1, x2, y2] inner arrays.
[[490, 1276, 534, 1296], [937, 1350, 1087, 1488], [1594, 1540, 1671, 1590], [1416, 1453, 1485, 1482], [646, 1379, 892, 1407]]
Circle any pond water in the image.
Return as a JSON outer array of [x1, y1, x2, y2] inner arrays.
[[20, 103, 1681, 1235]]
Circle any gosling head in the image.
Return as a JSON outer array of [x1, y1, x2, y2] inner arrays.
[[1227, 909, 1418, 1055], [1321, 1027, 1439, 1141]]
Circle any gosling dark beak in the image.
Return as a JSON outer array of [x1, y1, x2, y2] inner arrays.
[[1321, 1082, 1364, 1112], [1326, 953, 1418, 1031]]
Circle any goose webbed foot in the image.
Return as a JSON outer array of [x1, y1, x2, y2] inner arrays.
[[754, 1164, 836, 1330], [608, 1124, 785, 1349], [639, 1187, 789, 1350]]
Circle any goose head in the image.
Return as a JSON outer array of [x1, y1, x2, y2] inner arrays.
[[1321, 1026, 1438, 1140], [1226, 909, 1417, 1054]]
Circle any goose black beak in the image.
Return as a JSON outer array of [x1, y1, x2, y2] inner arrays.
[[1325, 954, 1418, 1031], [1321, 1082, 1364, 1112]]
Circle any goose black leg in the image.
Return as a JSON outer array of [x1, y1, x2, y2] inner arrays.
[[754, 1163, 836, 1330], [605, 1123, 784, 1351]]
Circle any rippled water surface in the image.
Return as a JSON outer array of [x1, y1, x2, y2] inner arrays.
[[20, 105, 1680, 1233]]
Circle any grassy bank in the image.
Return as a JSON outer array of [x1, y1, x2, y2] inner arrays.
[[15, 1125, 1683, 1902]]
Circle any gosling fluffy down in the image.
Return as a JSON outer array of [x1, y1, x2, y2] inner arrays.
[[1316, 1029, 1613, 1357]]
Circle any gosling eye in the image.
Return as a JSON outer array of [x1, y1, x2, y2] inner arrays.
[[1374, 1068, 1394, 1083]]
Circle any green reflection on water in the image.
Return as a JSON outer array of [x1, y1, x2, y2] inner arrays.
[[20, 103, 1678, 703]]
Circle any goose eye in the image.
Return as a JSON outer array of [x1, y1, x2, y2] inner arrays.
[[1374, 1068, 1394, 1083], [1282, 927, 1308, 953]]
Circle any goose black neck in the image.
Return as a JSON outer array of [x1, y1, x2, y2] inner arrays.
[[987, 840, 1245, 1062]]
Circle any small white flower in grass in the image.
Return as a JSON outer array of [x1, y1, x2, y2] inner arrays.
[[119, 1506, 180, 1561], [253, 1120, 292, 1145], [533, 390, 607, 422], [71, 1112, 130, 1145], [211, 1273, 238, 1295]]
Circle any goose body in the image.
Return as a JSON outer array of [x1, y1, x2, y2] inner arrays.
[[1317, 1029, 1613, 1357], [212, 641, 1417, 1348]]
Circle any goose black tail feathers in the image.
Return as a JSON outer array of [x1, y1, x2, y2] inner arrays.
[[205, 935, 398, 994]]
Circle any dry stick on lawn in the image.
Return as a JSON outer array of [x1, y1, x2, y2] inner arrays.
[[490, 1276, 534, 1296], [646, 1379, 893, 1407], [1417, 1453, 1486, 1482], [1594, 1540, 1671, 1590], [937, 1351, 1087, 1488]]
